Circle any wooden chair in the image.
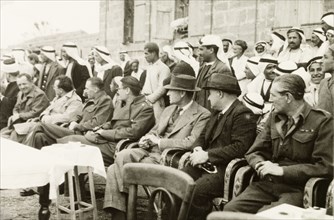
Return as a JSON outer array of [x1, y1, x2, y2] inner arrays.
[[114, 139, 139, 156], [232, 165, 257, 199], [206, 211, 266, 220], [160, 148, 191, 169], [325, 179, 334, 215], [123, 163, 196, 220], [303, 177, 332, 208]]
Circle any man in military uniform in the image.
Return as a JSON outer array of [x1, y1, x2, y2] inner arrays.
[[57, 76, 155, 166], [224, 74, 333, 213]]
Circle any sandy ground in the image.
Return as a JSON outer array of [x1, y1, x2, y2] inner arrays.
[[0, 179, 149, 220]]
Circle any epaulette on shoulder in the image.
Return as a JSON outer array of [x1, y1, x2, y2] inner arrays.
[[312, 108, 332, 118]]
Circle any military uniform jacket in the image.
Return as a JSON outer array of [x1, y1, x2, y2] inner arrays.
[[74, 90, 113, 131], [13, 85, 49, 121], [97, 95, 154, 142], [194, 100, 257, 167], [246, 103, 333, 186]]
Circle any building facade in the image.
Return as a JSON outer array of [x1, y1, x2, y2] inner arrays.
[[100, 0, 334, 61]]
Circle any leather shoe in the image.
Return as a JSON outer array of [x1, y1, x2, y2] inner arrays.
[[38, 207, 50, 220], [20, 189, 38, 197]]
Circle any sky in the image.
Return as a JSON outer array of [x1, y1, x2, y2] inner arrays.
[[0, 0, 100, 48]]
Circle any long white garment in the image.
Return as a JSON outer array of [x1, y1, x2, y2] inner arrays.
[[231, 55, 249, 80]]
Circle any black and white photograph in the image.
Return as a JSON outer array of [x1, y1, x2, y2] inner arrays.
[[0, 0, 333, 219]]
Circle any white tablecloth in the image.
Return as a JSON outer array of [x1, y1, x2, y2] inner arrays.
[[0, 139, 106, 199], [256, 203, 332, 219]]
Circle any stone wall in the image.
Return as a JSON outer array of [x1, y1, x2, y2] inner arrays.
[[99, 0, 333, 63]]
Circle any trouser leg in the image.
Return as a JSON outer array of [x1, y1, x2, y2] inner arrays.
[[38, 184, 51, 207], [258, 183, 303, 212], [104, 148, 158, 212], [182, 166, 225, 220], [223, 181, 277, 213]]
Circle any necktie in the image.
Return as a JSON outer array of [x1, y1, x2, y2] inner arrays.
[[171, 107, 182, 123], [282, 117, 294, 136]]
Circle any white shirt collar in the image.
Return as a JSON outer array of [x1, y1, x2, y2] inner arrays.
[[179, 100, 193, 115], [221, 100, 234, 114], [205, 61, 215, 66]]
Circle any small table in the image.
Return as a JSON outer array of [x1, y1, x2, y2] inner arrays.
[[42, 142, 106, 220], [256, 203, 332, 219], [0, 138, 72, 197]]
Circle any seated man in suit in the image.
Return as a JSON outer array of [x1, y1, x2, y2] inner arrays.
[[25, 77, 112, 149], [104, 74, 211, 220], [1, 73, 49, 136], [57, 76, 155, 166], [9, 75, 83, 143], [224, 74, 333, 213], [183, 73, 257, 220]]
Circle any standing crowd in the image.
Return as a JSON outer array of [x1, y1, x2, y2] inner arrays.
[[0, 11, 333, 220]]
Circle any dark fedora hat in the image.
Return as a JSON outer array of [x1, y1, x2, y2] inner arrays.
[[203, 73, 241, 96], [164, 74, 201, 92]]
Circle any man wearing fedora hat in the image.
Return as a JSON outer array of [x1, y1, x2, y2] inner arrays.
[[38, 46, 65, 100], [182, 73, 257, 220], [195, 35, 232, 111], [103, 74, 211, 219]]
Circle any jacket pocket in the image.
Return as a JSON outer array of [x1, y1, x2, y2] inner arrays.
[[291, 131, 316, 160], [292, 131, 315, 143]]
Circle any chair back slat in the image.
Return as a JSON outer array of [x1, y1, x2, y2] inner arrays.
[[123, 163, 196, 220], [123, 163, 195, 202]]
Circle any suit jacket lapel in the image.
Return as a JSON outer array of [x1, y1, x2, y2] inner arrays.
[[46, 63, 57, 87], [168, 102, 197, 137], [211, 100, 238, 143], [205, 112, 219, 143], [158, 105, 177, 135], [71, 61, 77, 79], [203, 60, 219, 80]]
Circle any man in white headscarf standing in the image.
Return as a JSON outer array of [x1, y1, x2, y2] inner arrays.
[[38, 46, 65, 100], [61, 42, 91, 100], [94, 46, 123, 98], [195, 35, 232, 111], [310, 28, 327, 57]]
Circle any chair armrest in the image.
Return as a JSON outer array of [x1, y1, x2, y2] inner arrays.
[[232, 165, 255, 198], [115, 139, 132, 154], [115, 140, 139, 158], [160, 148, 190, 169], [222, 158, 248, 204], [326, 179, 334, 215], [303, 177, 332, 208]]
